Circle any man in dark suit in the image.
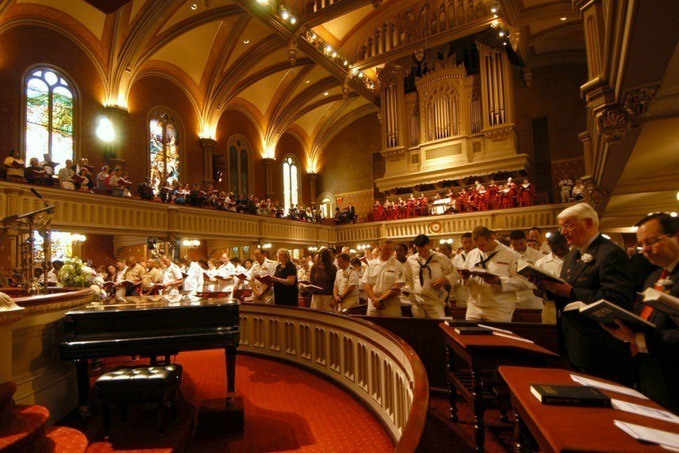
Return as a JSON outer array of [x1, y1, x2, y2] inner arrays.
[[542, 203, 634, 385], [601, 213, 679, 413]]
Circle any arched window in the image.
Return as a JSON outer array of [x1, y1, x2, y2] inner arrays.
[[227, 135, 251, 196], [282, 155, 299, 214], [149, 110, 181, 191], [24, 68, 75, 164]]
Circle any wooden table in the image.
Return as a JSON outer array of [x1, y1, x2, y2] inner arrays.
[[440, 323, 559, 452], [499, 366, 678, 452]]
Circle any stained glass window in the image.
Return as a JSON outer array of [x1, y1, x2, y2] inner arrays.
[[149, 111, 180, 192], [25, 69, 74, 164], [227, 135, 250, 196], [282, 155, 299, 214]]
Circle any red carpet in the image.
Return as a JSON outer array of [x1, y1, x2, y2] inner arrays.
[[177, 350, 394, 452]]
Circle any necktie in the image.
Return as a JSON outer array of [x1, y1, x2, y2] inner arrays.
[[418, 254, 434, 286], [565, 250, 581, 280], [640, 269, 670, 320], [475, 251, 499, 269]]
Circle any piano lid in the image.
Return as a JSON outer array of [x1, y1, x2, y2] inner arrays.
[[65, 294, 238, 315]]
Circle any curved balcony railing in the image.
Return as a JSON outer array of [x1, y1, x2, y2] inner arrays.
[[238, 304, 429, 451]]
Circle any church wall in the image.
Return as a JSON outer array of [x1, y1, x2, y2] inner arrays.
[[512, 63, 588, 200], [0, 25, 106, 166], [317, 113, 381, 212], [79, 234, 114, 268], [127, 76, 203, 188], [216, 109, 265, 197]]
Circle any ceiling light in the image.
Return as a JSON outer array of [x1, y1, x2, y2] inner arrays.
[[560, 17, 567, 21], [343, 60, 348, 66], [323, 91, 328, 96], [331, 51, 338, 58], [256, 0, 269, 4], [96, 117, 115, 142], [325, 45, 332, 53], [290, 17, 297, 24], [490, 7, 498, 13], [498, 31, 505, 37], [190, 3, 198, 10], [281, 11, 289, 20], [493, 14, 498, 18], [671, 212, 678, 217], [243, 39, 250, 44], [305, 79, 310, 84], [358, 72, 364, 78]]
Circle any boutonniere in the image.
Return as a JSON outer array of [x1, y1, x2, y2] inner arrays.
[[657, 278, 673, 287], [580, 253, 594, 263]]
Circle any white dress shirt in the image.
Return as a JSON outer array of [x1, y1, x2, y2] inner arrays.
[[404, 251, 458, 307]]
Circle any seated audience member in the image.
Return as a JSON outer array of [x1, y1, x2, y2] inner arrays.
[[534, 231, 569, 324], [361, 239, 405, 317], [24, 157, 47, 184], [403, 234, 458, 318], [4, 149, 25, 179], [459, 226, 530, 322], [601, 213, 679, 413], [541, 203, 634, 385], [334, 253, 360, 311]]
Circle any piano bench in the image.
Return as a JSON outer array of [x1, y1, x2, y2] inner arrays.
[[94, 365, 183, 438]]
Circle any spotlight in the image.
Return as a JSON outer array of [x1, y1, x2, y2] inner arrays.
[[96, 117, 115, 142], [190, 3, 197, 10], [290, 17, 297, 24], [281, 11, 289, 20]]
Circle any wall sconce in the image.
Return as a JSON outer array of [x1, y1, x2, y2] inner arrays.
[[182, 239, 201, 248], [438, 238, 454, 244], [71, 234, 87, 244], [308, 246, 318, 252]]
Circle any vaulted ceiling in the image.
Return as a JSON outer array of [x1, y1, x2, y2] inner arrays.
[[0, 0, 584, 169]]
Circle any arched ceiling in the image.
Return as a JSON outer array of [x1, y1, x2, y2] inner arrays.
[[1, 0, 584, 168]]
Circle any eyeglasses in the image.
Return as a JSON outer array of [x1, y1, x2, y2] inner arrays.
[[559, 220, 582, 232], [638, 234, 669, 248]]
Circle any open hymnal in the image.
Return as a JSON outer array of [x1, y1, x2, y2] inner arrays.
[[298, 280, 324, 292], [639, 287, 679, 315], [255, 274, 274, 285], [563, 299, 655, 331], [456, 267, 498, 279], [517, 259, 565, 283]]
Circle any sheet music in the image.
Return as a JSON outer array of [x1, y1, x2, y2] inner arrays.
[[612, 399, 679, 424], [571, 374, 648, 399], [614, 420, 679, 449]]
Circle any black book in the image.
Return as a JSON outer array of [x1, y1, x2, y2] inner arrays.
[[517, 259, 565, 283], [563, 299, 655, 332], [454, 326, 492, 335], [530, 384, 611, 407], [639, 287, 679, 315]]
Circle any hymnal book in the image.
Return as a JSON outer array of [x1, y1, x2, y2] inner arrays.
[[563, 299, 655, 331], [530, 384, 611, 407], [517, 259, 565, 283], [9, 159, 25, 168], [234, 273, 248, 280], [232, 289, 252, 301], [456, 268, 498, 279], [144, 283, 164, 295], [454, 326, 493, 335], [71, 173, 84, 184], [212, 274, 234, 281], [299, 280, 324, 292], [255, 275, 274, 285], [640, 287, 679, 315]]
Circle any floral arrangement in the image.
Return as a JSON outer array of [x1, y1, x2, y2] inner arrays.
[[58, 258, 95, 287], [580, 253, 594, 263]]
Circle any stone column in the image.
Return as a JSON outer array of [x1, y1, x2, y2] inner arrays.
[[199, 138, 217, 187], [308, 172, 318, 206], [103, 106, 129, 169], [262, 158, 275, 199]]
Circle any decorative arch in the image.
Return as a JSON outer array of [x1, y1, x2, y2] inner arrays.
[[227, 134, 253, 196], [148, 106, 184, 191], [316, 191, 336, 219], [21, 64, 80, 165], [282, 154, 301, 214]]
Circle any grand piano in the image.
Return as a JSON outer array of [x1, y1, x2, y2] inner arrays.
[[59, 296, 240, 411]]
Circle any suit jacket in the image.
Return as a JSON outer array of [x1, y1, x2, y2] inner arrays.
[[637, 266, 679, 414], [557, 234, 635, 385]]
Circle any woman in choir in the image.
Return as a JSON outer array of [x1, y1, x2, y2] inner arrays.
[[519, 178, 535, 206], [271, 248, 299, 307], [76, 168, 91, 192], [3, 149, 25, 180], [96, 165, 109, 191], [309, 248, 337, 311]]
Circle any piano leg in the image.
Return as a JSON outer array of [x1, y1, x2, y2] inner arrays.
[[225, 346, 236, 396], [75, 359, 91, 417]]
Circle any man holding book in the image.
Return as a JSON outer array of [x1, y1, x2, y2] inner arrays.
[[541, 203, 634, 385], [601, 213, 679, 413], [459, 226, 531, 322]]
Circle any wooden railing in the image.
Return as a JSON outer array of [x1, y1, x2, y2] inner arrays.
[[1, 181, 569, 246], [238, 304, 429, 451]]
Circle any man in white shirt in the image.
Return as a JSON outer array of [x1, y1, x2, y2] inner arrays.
[[161, 255, 184, 295], [361, 239, 405, 317], [509, 230, 543, 309], [47, 260, 63, 285], [534, 232, 569, 324], [250, 249, 278, 304], [183, 258, 204, 295], [215, 253, 235, 292], [451, 232, 474, 307], [459, 226, 532, 322], [528, 226, 551, 255], [334, 253, 360, 311], [404, 234, 459, 319]]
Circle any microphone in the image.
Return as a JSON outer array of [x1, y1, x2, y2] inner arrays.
[[30, 187, 49, 207]]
